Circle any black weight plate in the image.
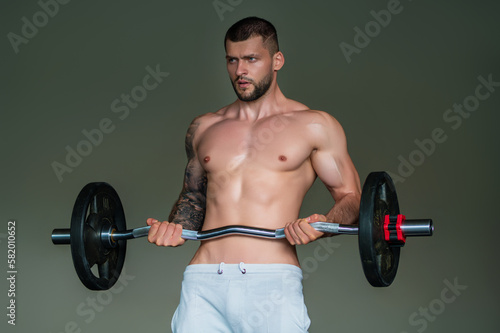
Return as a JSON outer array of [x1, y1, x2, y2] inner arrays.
[[70, 182, 127, 290], [358, 172, 400, 287]]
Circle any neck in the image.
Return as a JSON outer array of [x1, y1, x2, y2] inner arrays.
[[234, 82, 287, 121]]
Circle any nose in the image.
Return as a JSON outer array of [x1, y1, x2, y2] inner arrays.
[[236, 61, 247, 77]]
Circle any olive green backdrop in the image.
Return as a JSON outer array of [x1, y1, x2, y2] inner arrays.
[[1, 0, 499, 332]]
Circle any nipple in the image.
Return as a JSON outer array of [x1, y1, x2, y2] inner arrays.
[[278, 155, 287, 162], [203, 156, 211, 163]]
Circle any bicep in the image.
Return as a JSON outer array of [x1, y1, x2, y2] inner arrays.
[[182, 115, 208, 194], [310, 115, 361, 201]]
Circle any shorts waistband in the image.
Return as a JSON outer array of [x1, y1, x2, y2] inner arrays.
[[184, 263, 303, 276]]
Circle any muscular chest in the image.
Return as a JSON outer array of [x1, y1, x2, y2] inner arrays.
[[197, 116, 313, 174]]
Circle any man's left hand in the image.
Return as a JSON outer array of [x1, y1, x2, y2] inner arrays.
[[284, 214, 327, 245]]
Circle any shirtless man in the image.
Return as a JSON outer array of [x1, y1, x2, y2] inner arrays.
[[147, 17, 361, 332]]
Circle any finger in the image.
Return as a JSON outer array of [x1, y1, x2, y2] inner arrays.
[[288, 221, 304, 245], [298, 221, 323, 242], [305, 214, 327, 223], [284, 222, 296, 245], [146, 218, 159, 226], [147, 221, 161, 243], [157, 222, 186, 247], [289, 219, 310, 245], [162, 222, 178, 246], [288, 221, 301, 244], [172, 224, 185, 246], [155, 221, 170, 246], [298, 220, 315, 244]]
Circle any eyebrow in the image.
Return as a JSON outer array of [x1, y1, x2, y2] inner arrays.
[[225, 53, 260, 60]]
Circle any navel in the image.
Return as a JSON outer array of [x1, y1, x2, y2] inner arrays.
[[278, 155, 287, 162]]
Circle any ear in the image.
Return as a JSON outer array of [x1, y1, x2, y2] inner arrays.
[[273, 51, 285, 71]]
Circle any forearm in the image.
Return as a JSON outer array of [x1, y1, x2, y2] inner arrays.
[[324, 192, 360, 226], [168, 191, 206, 231]]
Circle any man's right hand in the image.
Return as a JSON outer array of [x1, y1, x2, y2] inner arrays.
[[146, 218, 186, 247]]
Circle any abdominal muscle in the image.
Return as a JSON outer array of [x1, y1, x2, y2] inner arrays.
[[189, 165, 315, 266]]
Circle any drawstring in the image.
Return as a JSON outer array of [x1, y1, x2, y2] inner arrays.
[[217, 262, 246, 274], [239, 262, 246, 274], [218, 262, 224, 274]]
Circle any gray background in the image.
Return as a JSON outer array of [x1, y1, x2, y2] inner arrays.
[[1, 0, 499, 332]]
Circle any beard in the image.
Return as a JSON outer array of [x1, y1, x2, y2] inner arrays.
[[231, 71, 273, 102]]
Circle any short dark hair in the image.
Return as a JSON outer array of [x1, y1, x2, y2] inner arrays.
[[224, 17, 279, 55]]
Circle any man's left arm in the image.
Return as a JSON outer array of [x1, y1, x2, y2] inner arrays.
[[284, 111, 361, 245]]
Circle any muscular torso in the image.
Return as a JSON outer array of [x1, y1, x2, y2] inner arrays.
[[189, 101, 328, 266]]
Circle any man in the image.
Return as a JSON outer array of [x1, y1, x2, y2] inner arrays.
[[147, 17, 361, 332]]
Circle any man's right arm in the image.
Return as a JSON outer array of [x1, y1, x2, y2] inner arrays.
[[168, 117, 207, 230], [147, 117, 207, 246]]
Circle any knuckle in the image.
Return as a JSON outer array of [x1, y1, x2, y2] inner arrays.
[[157, 237, 167, 247]]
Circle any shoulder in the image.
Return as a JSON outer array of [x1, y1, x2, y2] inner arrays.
[[188, 112, 217, 130], [308, 110, 344, 135], [285, 102, 344, 133], [186, 110, 223, 136], [285, 99, 341, 124], [185, 108, 229, 152], [286, 107, 347, 150], [280, 98, 346, 136], [187, 102, 246, 133]]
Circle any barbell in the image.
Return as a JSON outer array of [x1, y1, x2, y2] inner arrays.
[[51, 171, 433, 290]]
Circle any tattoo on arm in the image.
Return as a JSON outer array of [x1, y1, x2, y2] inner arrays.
[[184, 119, 199, 161], [168, 118, 207, 231], [168, 168, 207, 230]]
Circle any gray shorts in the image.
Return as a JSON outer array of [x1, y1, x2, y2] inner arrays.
[[171, 263, 311, 333]]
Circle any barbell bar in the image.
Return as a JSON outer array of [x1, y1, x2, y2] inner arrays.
[[53, 220, 432, 244]]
